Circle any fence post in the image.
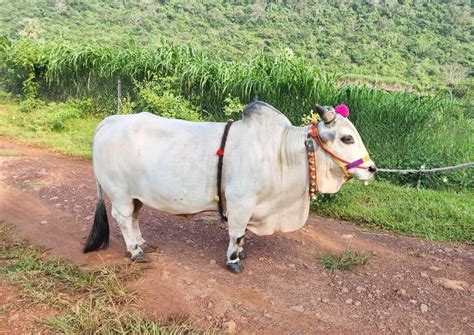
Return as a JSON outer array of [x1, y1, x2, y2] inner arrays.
[[117, 76, 122, 114]]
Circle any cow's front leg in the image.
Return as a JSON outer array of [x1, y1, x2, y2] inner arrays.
[[226, 215, 249, 274], [226, 232, 246, 273], [224, 194, 255, 273], [236, 234, 246, 259]]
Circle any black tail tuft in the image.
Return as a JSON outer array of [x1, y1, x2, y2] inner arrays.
[[83, 198, 109, 253]]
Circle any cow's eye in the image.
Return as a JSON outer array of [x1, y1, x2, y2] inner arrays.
[[341, 135, 354, 144]]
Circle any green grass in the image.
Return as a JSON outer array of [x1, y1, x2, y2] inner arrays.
[[0, 95, 98, 158], [319, 249, 370, 271], [312, 180, 474, 244], [0, 223, 205, 334]]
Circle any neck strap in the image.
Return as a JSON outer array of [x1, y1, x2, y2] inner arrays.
[[215, 120, 234, 221]]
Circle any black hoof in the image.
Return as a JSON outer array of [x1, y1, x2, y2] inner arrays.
[[131, 251, 150, 263], [140, 242, 157, 253], [238, 250, 246, 260], [226, 262, 243, 274]]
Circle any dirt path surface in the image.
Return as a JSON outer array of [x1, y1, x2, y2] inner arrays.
[[1, 136, 473, 334], [0, 278, 55, 334]]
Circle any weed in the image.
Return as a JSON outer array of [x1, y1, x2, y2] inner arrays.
[[202, 219, 219, 226], [0, 304, 11, 313], [0, 150, 23, 156], [319, 249, 370, 271], [20, 181, 43, 189]]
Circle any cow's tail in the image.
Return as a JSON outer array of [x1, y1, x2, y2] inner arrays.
[[83, 180, 109, 253]]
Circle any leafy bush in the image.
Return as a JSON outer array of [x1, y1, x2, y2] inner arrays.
[[72, 98, 102, 116], [18, 97, 45, 113], [134, 77, 201, 121], [0, 38, 45, 95], [11, 101, 83, 132], [223, 95, 244, 119]]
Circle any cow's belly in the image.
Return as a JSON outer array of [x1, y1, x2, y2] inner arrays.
[[132, 174, 217, 215]]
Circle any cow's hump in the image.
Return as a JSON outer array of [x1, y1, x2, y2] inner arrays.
[[242, 101, 291, 126]]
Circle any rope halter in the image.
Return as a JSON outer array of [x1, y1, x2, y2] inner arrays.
[[305, 121, 371, 199]]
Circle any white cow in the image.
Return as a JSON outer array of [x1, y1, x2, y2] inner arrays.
[[84, 101, 376, 273]]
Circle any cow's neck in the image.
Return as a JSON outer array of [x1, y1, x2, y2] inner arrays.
[[281, 125, 311, 170], [277, 126, 311, 221], [247, 125, 310, 234]]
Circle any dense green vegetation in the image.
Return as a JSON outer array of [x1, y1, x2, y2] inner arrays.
[[1, 38, 472, 189], [0, 0, 472, 91]]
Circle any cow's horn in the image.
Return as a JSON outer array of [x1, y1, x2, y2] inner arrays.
[[315, 104, 335, 123]]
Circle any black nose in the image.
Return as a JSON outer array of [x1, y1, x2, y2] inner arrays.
[[368, 165, 377, 173]]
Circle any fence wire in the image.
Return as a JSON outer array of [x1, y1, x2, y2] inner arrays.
[[378, 162, 474, 174]]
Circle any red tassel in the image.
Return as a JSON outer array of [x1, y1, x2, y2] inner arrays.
[[216, 149, 224, 156]]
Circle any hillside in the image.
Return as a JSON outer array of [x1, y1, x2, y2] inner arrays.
[[0, 0, 472, 89]]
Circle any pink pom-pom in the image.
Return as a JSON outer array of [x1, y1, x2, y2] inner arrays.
[[335, 104, 350, 118]]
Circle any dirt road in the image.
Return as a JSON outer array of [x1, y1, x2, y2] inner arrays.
[[0, 137, 473, 334]]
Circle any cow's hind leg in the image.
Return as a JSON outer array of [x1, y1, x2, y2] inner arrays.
[[132, 199, 156, 253], [111, 201, 149, 262]]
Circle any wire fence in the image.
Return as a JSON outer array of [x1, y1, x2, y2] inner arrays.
[[378, 162, 474, 174], [31, 75, 474, 191]]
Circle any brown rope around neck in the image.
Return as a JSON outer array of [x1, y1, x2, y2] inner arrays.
[[216, 120, 234, 222]]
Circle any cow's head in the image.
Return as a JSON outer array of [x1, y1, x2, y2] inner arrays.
[[313, 104, 376, 193]]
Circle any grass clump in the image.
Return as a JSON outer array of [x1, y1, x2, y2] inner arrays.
[[0, 150, 23, 156], [0, 230, 138, 308], [319, 249, 370, 271], [46, 299, 197, 335], [0, 223, 205, 334]]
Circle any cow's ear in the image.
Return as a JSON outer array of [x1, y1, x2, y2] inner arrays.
[[317, 123, 336, 143]]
